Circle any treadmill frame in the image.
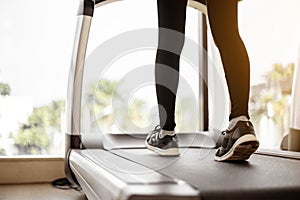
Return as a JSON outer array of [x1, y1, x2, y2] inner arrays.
[[65, 0, 209, 186], [65, 1, 300, 199]]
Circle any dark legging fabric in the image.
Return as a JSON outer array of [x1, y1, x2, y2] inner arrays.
[[156, 0, 250, 131]]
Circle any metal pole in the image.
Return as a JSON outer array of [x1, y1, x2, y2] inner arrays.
[[198, 13, 209, 131]]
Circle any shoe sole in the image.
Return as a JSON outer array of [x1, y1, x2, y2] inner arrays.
[[145, 141, 180, 157], [215, 134, 259, 162]]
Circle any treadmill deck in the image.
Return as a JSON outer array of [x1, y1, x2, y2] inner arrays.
[[111, 148, 300, 200], [70, 146, 300, 200]]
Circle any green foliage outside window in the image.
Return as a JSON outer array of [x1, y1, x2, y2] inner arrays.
[[0, 83, 11, 96], [250, 63, 295, 137], [0, 147, 6, 156], [84, 79, 147, 132], [14, 100, 65, 155]]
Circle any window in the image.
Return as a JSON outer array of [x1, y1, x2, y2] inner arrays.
[[0, 0, 77, 156], [238, 0, 299, 149], [207, 0, 299, 151], [2, 0, 298, 157], [0, 0, 201, 156], [81, 0, 201, 134]]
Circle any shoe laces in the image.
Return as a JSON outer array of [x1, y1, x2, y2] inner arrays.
[[146, 125, 161, 141]]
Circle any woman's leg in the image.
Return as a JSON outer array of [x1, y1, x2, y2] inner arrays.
[[207, 0, 259, 161], [156, 0, 188, 131], [206, 0, 250, 120], [145, 0, 187, 157]]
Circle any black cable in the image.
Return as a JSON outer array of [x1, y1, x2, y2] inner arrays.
[[52, 178, 82, 191]]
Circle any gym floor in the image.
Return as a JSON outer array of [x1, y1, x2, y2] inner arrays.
[[0, 183, 87, 200]]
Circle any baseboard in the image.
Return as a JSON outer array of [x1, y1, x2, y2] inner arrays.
[[0, 157, 65, 184]]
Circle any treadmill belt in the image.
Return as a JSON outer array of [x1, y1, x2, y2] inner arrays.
[[111, 148, 300, 200]]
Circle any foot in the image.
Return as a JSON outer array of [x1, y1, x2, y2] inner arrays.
[[215, 120, 259, 161], [145, 125, 180, 156]]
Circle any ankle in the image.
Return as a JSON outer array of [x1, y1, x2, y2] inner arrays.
[[159, 129, 175, 138], [228, 115, 249, 130]]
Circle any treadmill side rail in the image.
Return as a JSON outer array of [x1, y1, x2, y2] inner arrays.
[[70, 150, 199, 200], [120, 185, 199, 200]]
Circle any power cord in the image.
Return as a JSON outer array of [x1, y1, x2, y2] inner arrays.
[[52, 178, 82, 191]]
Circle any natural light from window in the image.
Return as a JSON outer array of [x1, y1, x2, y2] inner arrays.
[[0, 0, 300, 156]]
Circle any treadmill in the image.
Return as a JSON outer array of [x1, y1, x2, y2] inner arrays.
[[65, 0, 300, 199]]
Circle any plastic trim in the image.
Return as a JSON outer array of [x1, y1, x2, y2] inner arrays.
[[78, 0, 95, 16]]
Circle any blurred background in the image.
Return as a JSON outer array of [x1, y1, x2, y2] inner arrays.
[[0, 0, 299, 156]]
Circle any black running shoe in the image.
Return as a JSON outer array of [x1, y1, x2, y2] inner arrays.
[[215, 121, 259, 161], [145, 125, 180, 156]]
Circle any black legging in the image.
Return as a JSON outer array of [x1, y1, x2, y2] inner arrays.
[[156, 0, 250, 131]]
